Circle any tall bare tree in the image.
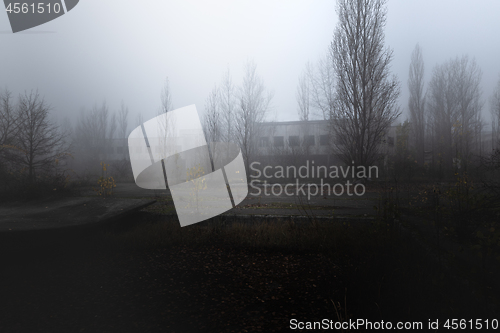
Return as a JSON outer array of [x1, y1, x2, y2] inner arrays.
[[296, 69, 310, 121], [428, 55, 483, 172], [118, 101, 129, 139], [491, 76, 500, 150], [203, 84, 222, 144], [0, 88, 19, 160], [160, 77, 173, 114], [219, 68, 236, 143], [74, 101, 115, 163], [235, 61, 273, 176], [15, 90, 69, 184], [427, 62, 452, 171], [109, 111, 117, 141], [454, 56, 483, 169], [156, 77, 175, 162], [408, 43, 426, 166], [330, 0, 401, 167], [308, 55, 336, 120]]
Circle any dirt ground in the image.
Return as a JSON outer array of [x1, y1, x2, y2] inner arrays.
[[0, 226, 343, 333], [80, 182, 381, 219], [0, 196, 156, 231], [1, 182, 498, 332]]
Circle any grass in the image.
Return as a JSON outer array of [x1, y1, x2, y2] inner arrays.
[[2, 177, 498, 331], [97, 211, 498, 324], [1, 213, 497, 332]]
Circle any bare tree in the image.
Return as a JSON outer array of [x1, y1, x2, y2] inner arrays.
[[296, 69, 310, 121], [427, 62, 453, 172], [408, 43, 426, 166], [118, 101, 129, 139], [109, 111, 117, 141], [428, 55, 483, 172], [219, 68, 236, 143], [491, 76, 500, 150], [203, 84, 222, 145], [330, 0, 401, 168], [74, 101, 115, 163], [0, 88, 19, 159], [308, 55, 336, 120], [15, 90, 69, 184], [160, 77, 173, 114], [454, 56, 483, 170], [235, 61, 273, 176], [155, 77, 176, 166]]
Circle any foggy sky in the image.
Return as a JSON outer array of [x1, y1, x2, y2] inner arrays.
[[1, 0, 499, 131]]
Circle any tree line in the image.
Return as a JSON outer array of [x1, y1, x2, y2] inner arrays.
[[0, 89, 71, 197], [295, 0, 500, 178], [0, 86, 137, 197], [201, 60, 274, 175]]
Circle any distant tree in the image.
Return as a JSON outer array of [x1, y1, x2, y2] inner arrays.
[[219, 68, 236, 143], [14, 90, 69, 184], [203, 84, 222, 145], [393, 120, 415, 181], [156, 77, 175, 163], [159, 77, 173, 114], [408, 43, 426, 166], [453, 56, 482, 170], [427, 55, 482, 172], [0, 88, 19, 161], [427, 62, 452, 173], [109, 110, 117, 141], [74, 101, 115, 164], [491, 76, 500, 150], [118, 101, 129, 139], [330, 0, 401, 168], [308, 55, 336, 120], [235, 61, 273, 176], [296, 69, 310, 121]]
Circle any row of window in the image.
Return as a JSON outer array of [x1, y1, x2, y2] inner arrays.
[[260, 135, 330, 148], [105, 136, 393, 153]]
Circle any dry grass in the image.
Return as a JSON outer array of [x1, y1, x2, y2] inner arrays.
[[95, 211, 499, 323]]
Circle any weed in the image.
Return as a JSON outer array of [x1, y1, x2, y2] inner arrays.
[[93, 162, 116, 197]]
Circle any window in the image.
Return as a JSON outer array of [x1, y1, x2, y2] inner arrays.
[[273, 136, 284, 147], [304, 135, 315, 146], [388, 136, 394, 147], [259, 137, 269, 147], [117, 146, 124, 154], [320, 135, 329, 146], [289, 136, 300, 147]]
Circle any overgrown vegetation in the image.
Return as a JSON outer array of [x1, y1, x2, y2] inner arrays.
[[92, 209, 498, 323], [373, 144, 500, 323], [93, 162, 117, 197]]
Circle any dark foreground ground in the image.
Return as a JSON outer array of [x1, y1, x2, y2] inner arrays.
[[1, 210, 498, 332], [0, 181, 499, 332], [0, 215, 341, 333]]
